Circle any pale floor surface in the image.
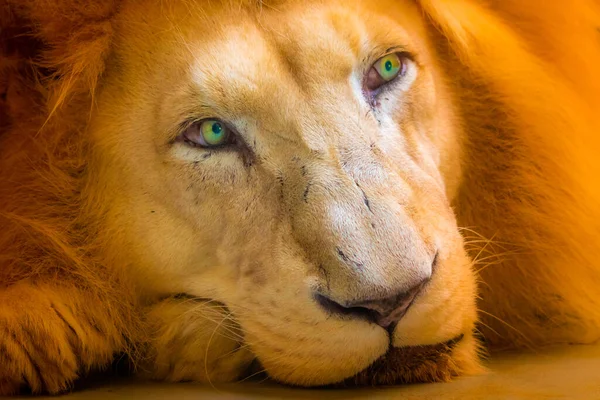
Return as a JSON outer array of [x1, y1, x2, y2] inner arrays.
[[10, 345, 600, 400]]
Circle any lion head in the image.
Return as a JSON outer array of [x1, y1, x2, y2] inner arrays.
[[89, 0, 479, 385], [1, 0, 600, 394]]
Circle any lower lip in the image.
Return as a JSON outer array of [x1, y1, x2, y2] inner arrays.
[[335, 334, 465, 387]]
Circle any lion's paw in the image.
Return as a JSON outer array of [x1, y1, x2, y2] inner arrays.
[[144, 298, 256, 384], [0, 283, 123, 395], [0, 308, 79, 395]]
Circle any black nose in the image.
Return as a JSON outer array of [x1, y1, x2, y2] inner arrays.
[[314, 279, 428, 329]]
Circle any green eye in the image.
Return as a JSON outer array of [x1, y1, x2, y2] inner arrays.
[[374, 53, 402, 82], [365, 52, 408, 92], [181, 119, 233, 148], [201, 120, 227, 146]]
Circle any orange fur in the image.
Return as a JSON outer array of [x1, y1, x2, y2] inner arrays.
[[1, 0, 600, 395], [418, 0, 600, 348], [0, 1, 142, 394]]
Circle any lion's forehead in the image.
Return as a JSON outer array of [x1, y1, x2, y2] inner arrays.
[[183, 9, 363, 121], [114, 0, 422, 131]]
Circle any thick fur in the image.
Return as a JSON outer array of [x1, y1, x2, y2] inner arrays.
[[418, 0, 600, 348], [1, 0, 600, 395], [0, 0, 140, 394]]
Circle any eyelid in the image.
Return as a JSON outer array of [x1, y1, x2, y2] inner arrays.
[[174, 116, 218, 142], [384, 45, 408, 55], [365, 45, 408, 68], [167, 118, 202, 145]]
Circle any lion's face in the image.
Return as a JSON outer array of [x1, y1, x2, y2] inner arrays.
[[89, 0, 477, 385]]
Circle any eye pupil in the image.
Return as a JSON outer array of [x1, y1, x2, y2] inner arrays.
[[211, 123, 223, 135], [385, 60, 393, 72]]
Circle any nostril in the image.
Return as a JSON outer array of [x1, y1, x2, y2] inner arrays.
[[314, 278, 429, 329], [363, 281, 427, 328], [314, 294, 381, 325]]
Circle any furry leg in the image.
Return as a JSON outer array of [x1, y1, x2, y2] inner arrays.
[[141, 297, 255, 384], [0, 281, 128, 395]]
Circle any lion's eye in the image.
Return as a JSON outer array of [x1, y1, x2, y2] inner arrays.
[[365, 53, 407, 91], [182, 119, 233, 148]]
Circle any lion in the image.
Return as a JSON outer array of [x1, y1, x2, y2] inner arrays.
[[1, 0, 600, 395]]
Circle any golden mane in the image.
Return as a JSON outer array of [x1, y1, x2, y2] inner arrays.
[[0, 0, 142, 371], [1, 0, 118, 281], [1, 0, 600, 393], [419, 0, 600, 347]]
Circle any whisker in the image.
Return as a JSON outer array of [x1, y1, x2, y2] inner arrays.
[[204, 314, 234, 393], [236, 367, 269, 384], [217, 343, 253, 360], [476, 319, 502, 338], [474, 250, 527, 273], [472, 232, 498, 264], [477, 309, 529, 342]]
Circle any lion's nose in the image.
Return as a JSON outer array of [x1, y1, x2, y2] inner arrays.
[[314, 278, 428, 329]]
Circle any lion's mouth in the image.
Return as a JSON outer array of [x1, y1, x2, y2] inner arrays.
[[244, 334, 465, 387], [338, 334, 465, 387], [171, 294, 465, 387]]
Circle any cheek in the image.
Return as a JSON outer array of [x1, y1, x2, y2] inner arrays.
[[109, 153, 285, 296], [417, 73, 464, 200], [386, 159, 474, 346], [387, 68, 462, 189], [394, 192, 476, 346], [378, 103, 440, 181], [183, 170, 284, 277], [392, 244, 476, 347], [161, 153, 264, 227]]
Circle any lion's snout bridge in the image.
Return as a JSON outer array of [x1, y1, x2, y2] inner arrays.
[[286, 153, 435, 327]]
